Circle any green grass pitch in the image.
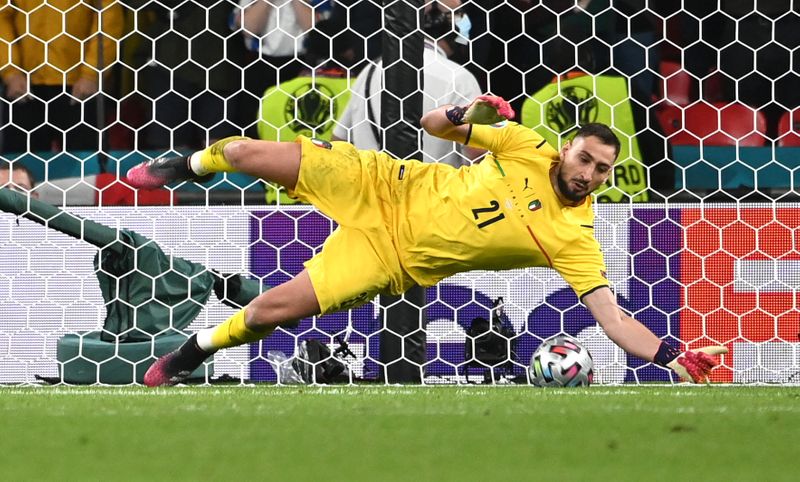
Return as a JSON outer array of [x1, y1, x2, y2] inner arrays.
[[1, 385, 798, 481]]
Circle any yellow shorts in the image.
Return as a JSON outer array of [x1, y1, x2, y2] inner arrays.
[[290, 136, 415, 314]]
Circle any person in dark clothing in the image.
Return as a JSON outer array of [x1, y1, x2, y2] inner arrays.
[[682, 1, 800, 136], [127, 0, 249, 150]]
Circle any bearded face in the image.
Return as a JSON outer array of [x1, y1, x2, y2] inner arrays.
[[556, 165, 589, 203], [556, 135, 616, 203]]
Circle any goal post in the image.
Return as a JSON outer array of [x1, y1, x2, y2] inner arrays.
[[378, 0, 426, 384]]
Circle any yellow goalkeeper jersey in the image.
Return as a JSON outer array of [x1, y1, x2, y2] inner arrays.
[[395, 121, 609, 298]]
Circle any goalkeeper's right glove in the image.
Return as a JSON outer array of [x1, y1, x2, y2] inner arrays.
[[665, 345, 728, 383], [446, 95, 515, 126]]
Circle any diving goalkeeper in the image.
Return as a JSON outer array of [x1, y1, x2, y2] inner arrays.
[[127, 95, 726, 386]]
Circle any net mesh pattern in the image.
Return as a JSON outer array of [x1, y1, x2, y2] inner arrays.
[[0, 1, 798, 384]]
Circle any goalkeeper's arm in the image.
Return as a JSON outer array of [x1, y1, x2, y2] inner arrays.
[[420, 105, 473, 144], [421, 95, 515, 145], [583, 287, 728, 383]]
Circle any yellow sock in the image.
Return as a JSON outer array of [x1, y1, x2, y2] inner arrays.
[[191, 136, 249, 175], [197, 308, 273, 351]]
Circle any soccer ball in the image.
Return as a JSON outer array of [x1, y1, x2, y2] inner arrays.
[[529, 335, 594, 387]]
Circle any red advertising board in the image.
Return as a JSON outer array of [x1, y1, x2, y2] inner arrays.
[[682, 208, 800, 381]]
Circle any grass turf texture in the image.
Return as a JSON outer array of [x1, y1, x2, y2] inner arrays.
[[0, 386, 797, 481]]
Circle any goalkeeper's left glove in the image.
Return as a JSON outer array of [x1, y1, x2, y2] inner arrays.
[[660, 345, 728, 383]]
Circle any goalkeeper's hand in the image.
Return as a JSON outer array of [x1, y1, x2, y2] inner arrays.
[[666, 346, 728, 383], [449, 95, 515, 125]]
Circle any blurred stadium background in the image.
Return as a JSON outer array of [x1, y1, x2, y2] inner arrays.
[[1, 0, 800, 386]]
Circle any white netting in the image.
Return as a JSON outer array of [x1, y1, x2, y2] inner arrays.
[[0, 1, 798, 384]]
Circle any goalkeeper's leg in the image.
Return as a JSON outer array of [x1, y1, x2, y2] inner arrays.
[[143, 269, 321, 387], [127, 137, 302, 190]]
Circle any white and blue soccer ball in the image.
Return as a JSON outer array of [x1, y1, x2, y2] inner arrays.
[[529, 335, 594, 387]]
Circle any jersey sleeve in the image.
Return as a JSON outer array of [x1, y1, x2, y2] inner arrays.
[[552, 230, 610, 300], [467, 122, 555, 159]]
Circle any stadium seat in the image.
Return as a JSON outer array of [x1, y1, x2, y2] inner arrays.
[[660, 102, 768, 146], [777, 110, 800, 147], [659, 61, 694, 106], [718, 103, 768, 146]]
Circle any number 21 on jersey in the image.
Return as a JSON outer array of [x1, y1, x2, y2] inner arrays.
[[472, 200, 505, 229]]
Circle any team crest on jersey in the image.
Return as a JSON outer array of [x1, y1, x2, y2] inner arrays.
[[528, 199, 542, 211], [490, 120, 508, 128], [310, 138, 332, 149]]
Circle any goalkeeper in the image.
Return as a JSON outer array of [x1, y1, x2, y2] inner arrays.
[[127, 95, 726, 386]]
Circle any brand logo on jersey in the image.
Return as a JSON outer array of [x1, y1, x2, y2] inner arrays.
[[601, 270, 607, 279], [490, 120, 508, 128], [310, 138, 332, 149], [528, 199, 542, 211]]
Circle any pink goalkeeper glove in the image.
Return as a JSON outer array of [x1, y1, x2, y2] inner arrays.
[[447, 95, 515, 125], [667, 346, 728, 383], [464, 95, 515, 123]]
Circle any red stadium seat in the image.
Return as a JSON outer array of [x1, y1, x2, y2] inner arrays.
[[659, 61, 694, 106], [777, 110, 800, 147], [717, 103, 768, 146], [672, 102, 714, 145], [660, 102, 768, 146]]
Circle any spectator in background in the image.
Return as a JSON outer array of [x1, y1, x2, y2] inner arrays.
[[0, 0, 123, 154], [301, 13, 365, 72], [257, 14, 362, 144], [597, 0, 663, 101], [682, 1, 800, 136], [0, 162, 36, 195], [332, 0, 484, 168], [469, 0, 606, 114], [234, 0, 332, 137], [128, 0, 249, 150], [327, 0, 382, 62]]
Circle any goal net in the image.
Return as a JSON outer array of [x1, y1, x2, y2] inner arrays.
[[0, 1, 798, 384]]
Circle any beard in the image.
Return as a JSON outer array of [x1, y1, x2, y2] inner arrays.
[[556, 168, 588, 203]]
